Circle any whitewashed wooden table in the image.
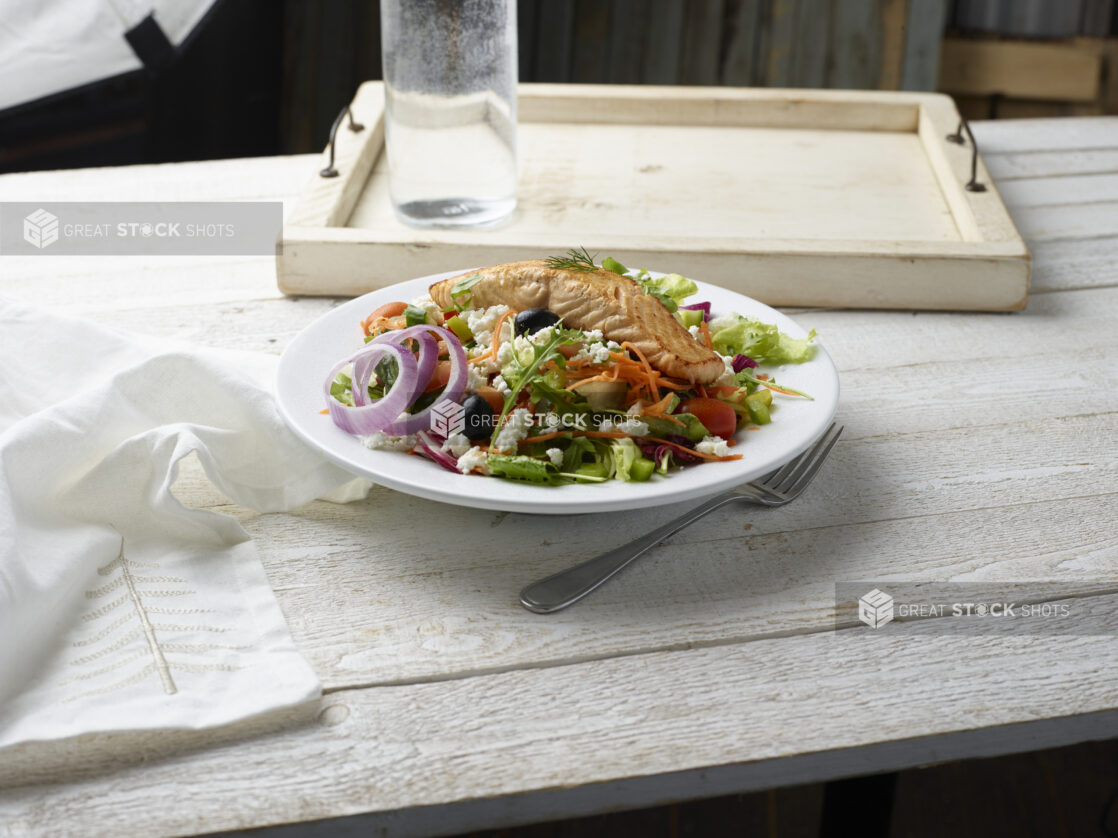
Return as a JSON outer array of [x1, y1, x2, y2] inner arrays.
[[1, 117, 1116, 838]]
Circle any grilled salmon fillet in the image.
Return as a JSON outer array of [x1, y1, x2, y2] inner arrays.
[[430, 260, 725, 384]]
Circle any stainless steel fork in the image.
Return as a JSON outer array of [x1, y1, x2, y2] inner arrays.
[[519, 423, 843, 614]]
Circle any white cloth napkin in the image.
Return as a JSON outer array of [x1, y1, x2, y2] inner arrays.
[[0, 298, 364, 749]]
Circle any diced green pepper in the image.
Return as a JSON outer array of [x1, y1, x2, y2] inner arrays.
[[629, 457, 655, 482], [445, 314, 473, 343], [745, 390, 772, 425]]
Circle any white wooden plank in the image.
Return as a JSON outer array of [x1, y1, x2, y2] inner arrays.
[[1009, 200, 1118, 242], [1028, 236, 1118, 292], [984, 149, 1118, 181], [193, 399, 1118, 690], [997, 173, 1118, 207], [971, 116, 1118, 155], [2, 602, 1115, 838], [0, 155, 315, 203]]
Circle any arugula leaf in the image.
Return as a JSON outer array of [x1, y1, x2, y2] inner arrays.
[[490, 326, 579, 448], [529, 380, 598, 424], [487, 454, 560, 484]]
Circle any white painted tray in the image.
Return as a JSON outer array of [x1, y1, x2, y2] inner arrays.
[[277, 82, 1030, 311]]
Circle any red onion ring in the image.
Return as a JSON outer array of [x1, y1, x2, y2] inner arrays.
[[324, 324, 470, 438], [371, 325, 468, 436], [323, 342, 419, 436]]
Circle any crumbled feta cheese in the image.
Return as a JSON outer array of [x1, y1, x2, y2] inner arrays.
[[615, 418, 650, 436], [465, 364, 489, 394], [688, 325, 701, 338], [696, 435, 732, 457], [571, 334, 621, 365], [465, 304, 510, 347], [529, 325, 556, 346], [442, 432, 471, 458], [491, 373, 511, 395], [591, 343, 614, 364], [359, 432, 417, 452], [496, 339, 516, 366], [546, 447, 564, 467], [457, 446, 491, 475], [715, 353, 738, 387], [492, 407, 534, 453], [598, 416, 615, 432], [410, 293, 441, 322]]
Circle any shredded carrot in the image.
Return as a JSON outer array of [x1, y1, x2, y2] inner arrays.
[[698, 319, 713, 349], [518, 430, 742, 461], [643, 393, 676, 416], [318, 408, 329, 414], [618, 342, 660, 401], [696, 383, 709, 398], [468, 309, 514, 365], [758, 381, 803, 397]]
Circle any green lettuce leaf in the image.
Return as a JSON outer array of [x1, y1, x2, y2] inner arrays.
[[711, 317, 817, 365], [610, 438, 642, 482], [645, 273, 698, 305]]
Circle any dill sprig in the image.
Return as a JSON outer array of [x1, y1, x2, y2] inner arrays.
[[544, 246, 598, 272]]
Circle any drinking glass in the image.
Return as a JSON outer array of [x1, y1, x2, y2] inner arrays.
[[380, 0, 518, 229]]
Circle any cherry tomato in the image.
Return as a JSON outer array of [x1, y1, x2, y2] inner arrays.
[[366, 301, 408, 321], [678, 397, 737, 438], [423, 360, 452, 392]]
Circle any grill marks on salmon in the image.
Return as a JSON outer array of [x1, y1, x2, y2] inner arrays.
[[429, 260, 725, 384]]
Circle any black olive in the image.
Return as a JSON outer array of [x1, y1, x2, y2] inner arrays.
[[514, 308, 560, 336], [460, 394, 497, 440]]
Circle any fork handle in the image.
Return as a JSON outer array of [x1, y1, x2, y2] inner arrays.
[[519, 491, 743, 614]]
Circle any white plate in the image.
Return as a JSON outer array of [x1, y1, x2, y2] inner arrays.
[[276, 269, 839, 515]]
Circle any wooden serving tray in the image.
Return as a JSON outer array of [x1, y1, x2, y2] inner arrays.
[[278, 82, 1030, 311]]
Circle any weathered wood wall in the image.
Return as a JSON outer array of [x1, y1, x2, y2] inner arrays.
[[516, 0, 946, 90], [280, 0, 951, 153]]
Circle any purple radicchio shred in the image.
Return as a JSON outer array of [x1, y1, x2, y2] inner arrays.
[[638, 442, 676, 470], [678, 301, 711, 321], [415, 431, 460, 473], [732, 354, 758, 372], [650, 434, 701, 464]]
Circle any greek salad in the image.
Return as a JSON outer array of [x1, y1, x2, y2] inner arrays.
[[323, 254, 816, 485]]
